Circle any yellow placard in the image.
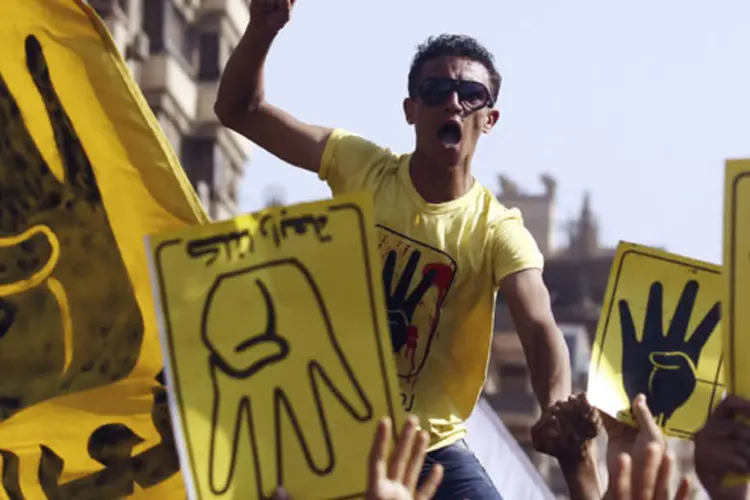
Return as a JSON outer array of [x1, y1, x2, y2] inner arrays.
[[147, 192, 403, 500], [587, 242, 724, 439], [722, 159, 750, 486], [0, 1, 207, 498], [723, 159, 750, 398]]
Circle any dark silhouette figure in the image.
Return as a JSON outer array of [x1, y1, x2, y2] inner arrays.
[[619, 279, 720, 426], [382, 250, 436, 353]]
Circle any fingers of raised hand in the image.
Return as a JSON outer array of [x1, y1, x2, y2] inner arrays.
[[387, 416, 419, 483], [256, 0, 290, 15], [415, 463, 443, 500], [367, 417, 391, 490], [632, 395, 664, 445]]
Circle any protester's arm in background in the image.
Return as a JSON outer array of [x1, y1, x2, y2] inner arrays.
[[214, 0, 332, 172], [492, 216, 571, 410], [694, 396, 750, 500], [531, 393, 602, 500]]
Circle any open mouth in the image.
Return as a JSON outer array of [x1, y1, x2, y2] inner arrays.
[[437, 121, 462, 146]]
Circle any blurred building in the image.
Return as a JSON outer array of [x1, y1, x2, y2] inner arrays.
[[90, 0, 250, 220], [485, 175, 705, 498]]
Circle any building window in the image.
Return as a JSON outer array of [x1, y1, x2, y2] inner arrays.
[[181, 137, 215, 187], [142, 0, 196, 73], [198, 32, 220, 81], [142, 0, 165, 52], [164, 2, 196, 70]]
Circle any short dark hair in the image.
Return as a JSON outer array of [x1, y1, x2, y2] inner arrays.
[[408, 34, 502, 105]]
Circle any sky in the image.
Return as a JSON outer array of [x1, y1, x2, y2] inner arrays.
[[238, 0, 750, 265]]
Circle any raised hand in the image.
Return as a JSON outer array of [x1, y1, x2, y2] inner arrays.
[[694, 396, 750, 500], [604, 395, 691, 500], [366, 416, 443, 500], [382, 250, 436, 354], [0, 35, 142, 421], [265, 417, 444, 500], [249, 0, 297, 35], [618, 280, 719, 426]]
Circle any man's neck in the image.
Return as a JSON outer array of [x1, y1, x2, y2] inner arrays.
[[409, 150, 475, 204]]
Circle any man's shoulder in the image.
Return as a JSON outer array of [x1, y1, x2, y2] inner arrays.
[[319, 129, 402, 190], [472, 182, 524, 225], [326, 128, 399, 161]]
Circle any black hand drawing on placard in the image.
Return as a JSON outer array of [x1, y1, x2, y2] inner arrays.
[[202, 259, 373, 498], [382, 250, 437, 354], [619, 279, 720, 426], [0, 35, 143, 421]]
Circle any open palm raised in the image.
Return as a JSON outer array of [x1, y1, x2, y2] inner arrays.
[[618, 279, 719, 426]]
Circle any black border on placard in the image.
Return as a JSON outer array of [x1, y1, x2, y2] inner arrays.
[[593, 248, 724, 438], [728, 172, 750, 393]]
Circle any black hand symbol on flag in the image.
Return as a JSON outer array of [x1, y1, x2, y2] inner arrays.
[[382, 250, 436, 354], [202, 259, 373, 498], [619, 279, 720, 426], [0, 35, 142, 421]]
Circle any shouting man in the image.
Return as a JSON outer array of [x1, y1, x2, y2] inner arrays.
[[215, 0, 572, 498]]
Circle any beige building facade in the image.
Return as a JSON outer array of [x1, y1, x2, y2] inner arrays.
[[90, 0, 250, 220]]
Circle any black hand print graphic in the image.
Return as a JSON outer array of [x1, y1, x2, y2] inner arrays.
[[619, 279, 720, 426], [203, 260, 372, 497], [0, 35, 143, 421], [382, 249, 437, 354]]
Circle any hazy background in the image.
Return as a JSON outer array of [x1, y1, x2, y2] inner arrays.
[[238, 0, 750, 264]]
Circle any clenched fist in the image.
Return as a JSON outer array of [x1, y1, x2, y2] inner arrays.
[[249, 0, 297, 34]]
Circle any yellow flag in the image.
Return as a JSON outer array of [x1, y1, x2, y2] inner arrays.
[[0, 1, 207, 498], [147, 193, 403, 500], [587, 242, 724, 439]]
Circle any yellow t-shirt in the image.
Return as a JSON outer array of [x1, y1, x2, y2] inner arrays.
[[318, 129, 544, 450]]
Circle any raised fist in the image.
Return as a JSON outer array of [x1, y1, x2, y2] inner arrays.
[[249, 0, 296, 34]]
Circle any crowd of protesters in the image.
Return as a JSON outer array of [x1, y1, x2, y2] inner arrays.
[[271, 393, 750, 500]]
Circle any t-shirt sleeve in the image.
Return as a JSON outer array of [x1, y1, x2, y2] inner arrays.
[[318, 128, 391, 195], [491, 209, 545, 287]]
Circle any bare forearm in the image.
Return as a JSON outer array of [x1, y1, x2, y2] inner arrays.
[[523, 324, 571, 408], [560, 451, 602, 500], [215, 24, 276, 122]]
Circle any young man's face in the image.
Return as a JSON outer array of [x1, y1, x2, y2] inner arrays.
[[404, 55, 500, 169]]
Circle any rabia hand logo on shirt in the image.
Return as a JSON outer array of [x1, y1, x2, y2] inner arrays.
[[377, 226, 456, 381], [619, 279, 720, 426], [383, 250, 437, 354]]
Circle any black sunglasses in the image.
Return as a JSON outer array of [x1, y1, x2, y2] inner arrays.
[[414, 77, 494, 111]]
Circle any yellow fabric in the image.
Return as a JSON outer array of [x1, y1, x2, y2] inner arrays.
[[0, 1, 207, 498], [318, 129, 544, 449]]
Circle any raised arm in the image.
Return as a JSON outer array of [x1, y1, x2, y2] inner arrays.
[[214, 0, 332, 173]]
